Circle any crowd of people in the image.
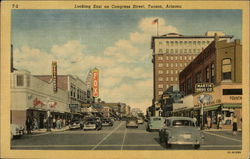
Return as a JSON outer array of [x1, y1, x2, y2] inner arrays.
[[26, 116, 69, 134]]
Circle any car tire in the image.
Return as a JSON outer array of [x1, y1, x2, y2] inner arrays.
[[194, 144, 200, 149], [126, 126, 128, 128], [165, 139, 171, 148]]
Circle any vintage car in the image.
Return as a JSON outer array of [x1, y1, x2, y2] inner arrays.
[[146, 116, 165, 132], [126, 117, 138, 128], [69, 119, 82, 130], [82, 118, 102, 131], [102, 118, 113, 126], [159, 117, 203, 149], [11, 124, 25, 139]]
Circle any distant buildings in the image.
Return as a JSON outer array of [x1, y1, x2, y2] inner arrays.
[[151, 31, 233, 104]]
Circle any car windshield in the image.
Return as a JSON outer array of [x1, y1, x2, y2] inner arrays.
[[172, 120, 195, 127]]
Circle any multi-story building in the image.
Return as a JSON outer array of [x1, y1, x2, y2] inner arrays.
[[179, 37, 242, 129], [151, 31, 233, 104], [36, 75, 88, 114], [11, 70, 69, 128]]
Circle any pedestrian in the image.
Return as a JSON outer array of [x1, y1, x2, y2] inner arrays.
[[192, 116, 197, 126], [218, 118, 222, 129], [232, 115, 238, 135], [33, 118, 38, 130], [43, 118, 47, 129], [207, 116, 211, 129], [26, 117, 32, 134], [63, 118, 66, 127], [56, 118, 61, 129], [53, 117, 56, 129]]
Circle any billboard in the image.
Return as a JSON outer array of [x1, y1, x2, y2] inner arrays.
[[92, 68, 99, 97]]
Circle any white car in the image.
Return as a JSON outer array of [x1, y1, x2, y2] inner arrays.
[[11, 124, 25, 139]]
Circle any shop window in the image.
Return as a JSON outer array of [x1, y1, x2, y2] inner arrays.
[[211, 63, 215, 83], [222, 58, 232, 80], [16, 75, 24, 86]]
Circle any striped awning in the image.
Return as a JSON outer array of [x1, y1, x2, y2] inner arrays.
[[222, 104, 241, 108], [203, 104, 221, 111]]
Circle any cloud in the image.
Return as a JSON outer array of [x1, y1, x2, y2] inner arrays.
[[13, 16, 178, 113]]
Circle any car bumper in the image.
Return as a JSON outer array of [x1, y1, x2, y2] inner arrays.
[[168, 139, 200, 145], [83, 125, 96, 130]]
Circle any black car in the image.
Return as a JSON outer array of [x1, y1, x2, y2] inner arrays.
[[69, 119, 82, 130], [102, 118, 113, 126]]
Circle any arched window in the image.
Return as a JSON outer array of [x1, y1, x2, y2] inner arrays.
[[210, 63, 215, 83], [222, 58, 232, 80]]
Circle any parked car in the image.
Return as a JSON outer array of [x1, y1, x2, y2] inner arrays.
[[146, 116, 165, 132], [69, 119, 81, 130], [159, 117, 203, 149], [137, 117, 144, 124], [11, 124, 25, 139], [102, 118, 113, 126], [83, 118, 102, 131], [126, 117, 138, 128]]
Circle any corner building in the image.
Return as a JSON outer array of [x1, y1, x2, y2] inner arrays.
[[151, 32, 233, 104], [179, 37, 242, 129]]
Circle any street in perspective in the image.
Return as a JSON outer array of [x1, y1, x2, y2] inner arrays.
[[10, 10, 242, 150]]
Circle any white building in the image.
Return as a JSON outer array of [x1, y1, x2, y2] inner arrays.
[[11, 70, 69, 128]]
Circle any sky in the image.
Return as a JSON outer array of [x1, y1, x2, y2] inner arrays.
[[12, 9, 242, 113]]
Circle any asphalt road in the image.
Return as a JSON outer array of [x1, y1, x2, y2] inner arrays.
[[11, 121, 242, 150]]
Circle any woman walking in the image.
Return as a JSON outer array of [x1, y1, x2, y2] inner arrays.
[[232, 115, 238, 135]]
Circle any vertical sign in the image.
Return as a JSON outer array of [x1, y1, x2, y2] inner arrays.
[[52, 61, 57, 93], [92, 68, 99, 97]]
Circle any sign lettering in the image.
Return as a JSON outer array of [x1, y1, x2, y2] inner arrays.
[[92, 68, 99, 97]]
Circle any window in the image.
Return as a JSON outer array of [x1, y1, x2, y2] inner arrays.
[[158, 56, 163, 60], [166, 63, 169, 67], [171, 63, 173, 67], [222, 58, 232, 80], [180, 41, 183, 45], [180, 49, 183, 54], [184, 41, 187, 45], [166, 77, 169, 81], [202, 41, 206, 45], [170, 49, 174, 54], [189, 49, 192, 53], [193, 49, 196, 53], [166, 49, 169, 54], [166, 56, 169, 60], [193, 41, 196, 45], [211, 63, 215, 83], [159, 49, 163, 53], [184, 56, 187, 60], [171, 77, 174, 81], [207, 41, 210, 44], [188, 56, 192, 60], [170, 56, 173, 60], [197, 41, 201, 45], [189, 41, 192, 45], [175, 56, 178, 60], [175, 63, 178, 67], [16, 75, 24, 86], [187, 78, 192, 93], [171, 70, 173, 74], [175, 70, 178, 74], [180, 63, 183, 67], [158, 63, 163, 67], [159, 77, 163, 81], [175, 77, 178, 81], [166, 84, 169, 89], [175, 41, 178, 45], [166, 41, 169, 46], [158, 70, 163, 74], [159, 42, 162, 45], [171, 41, 174, 46], [205, 66, 210, 82], [158, 84, 164, 88], [184, 49, 187, 53], [180, 56, 183, 60], [166, 70, 169, 74], [158, 91, 163, 95], [175, 49, 178, 54], [195, 72, 202, 83]]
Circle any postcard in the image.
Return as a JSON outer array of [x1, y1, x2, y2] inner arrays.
[[0, 1, 249, 159]]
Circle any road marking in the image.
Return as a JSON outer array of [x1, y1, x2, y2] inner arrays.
[[91, 121, 124, 150], [203, 131, 242, 143], [121, 126, 127, 150]]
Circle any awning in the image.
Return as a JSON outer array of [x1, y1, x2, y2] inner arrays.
[[203, 104, 221, 111], [222, 104, 241, 108]]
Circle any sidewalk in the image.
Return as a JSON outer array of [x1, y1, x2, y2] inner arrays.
[[203, 128, 242, 132], [28, 126, 70, 135]]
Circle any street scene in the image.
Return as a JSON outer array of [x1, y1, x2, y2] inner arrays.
[[11, 120, 241, 150], [10, 9, 242, 150]]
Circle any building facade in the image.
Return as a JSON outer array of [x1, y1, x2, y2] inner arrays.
[[179, 38, 242, 129], [36, 75, 88, 114], [151, 31, 233, 104], [11, 70, 69, 128]]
